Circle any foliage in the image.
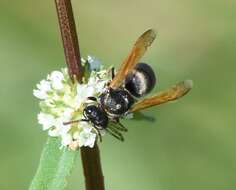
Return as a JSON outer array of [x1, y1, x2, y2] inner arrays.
[[29, 138, 78, 190]]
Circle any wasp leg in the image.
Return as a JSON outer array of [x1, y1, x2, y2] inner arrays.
[[117, 122, 128, 132], [93, 125, 102, 142], [111, 67, 115, 79], [105, 128, 124, 141], [110, 122, 128, 132], [111, 118, 128, 131], [106, 127, 124, 141], [109, 127, 125, 141]]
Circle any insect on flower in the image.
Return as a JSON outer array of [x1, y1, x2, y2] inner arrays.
[[64, 29, 193, 142]]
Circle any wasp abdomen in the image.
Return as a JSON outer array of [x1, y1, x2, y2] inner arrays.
[[125, 63, 156, 97]]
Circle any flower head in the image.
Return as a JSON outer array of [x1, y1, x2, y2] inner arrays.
[[33, 57, 110, 149]]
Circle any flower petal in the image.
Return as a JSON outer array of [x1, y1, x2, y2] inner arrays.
[[37, 112, 56, 130]]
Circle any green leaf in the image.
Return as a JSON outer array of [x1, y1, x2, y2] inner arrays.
[[29, 137, 78, 190]]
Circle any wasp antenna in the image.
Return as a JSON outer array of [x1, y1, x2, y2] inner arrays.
[[63, 119, 89, 125], [63, 120, 79, 125], [92, 125, 103, 142]]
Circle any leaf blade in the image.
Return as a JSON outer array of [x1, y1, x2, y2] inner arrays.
[[29, 137, 78, 190]]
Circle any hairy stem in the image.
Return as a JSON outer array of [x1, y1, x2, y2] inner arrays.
[[55, 0, 83, 83], [54, 1, 105, 189]]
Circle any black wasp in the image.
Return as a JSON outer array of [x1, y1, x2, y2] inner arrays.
[[64, 29, 192, 142]]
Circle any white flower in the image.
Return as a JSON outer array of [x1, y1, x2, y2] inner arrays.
[[87, 75, 107, 94], [62, 133, 73, 146], [48, 71, 64, 90], [95, 80, 107, 92], [78, 127, 97, 148], [48, 128, 59, 137], [33, 57, 112, 150], [38, 79, 51, 91], [37, 112, 55, 130], [61, 108, 74, 120], [75, 84, 96, 108], [33, 90, 47, 100], [47, 117, 70, 136], [33, 80, 51, 99], [87, 76, 96, 85], [77, 84, 96, 99], [48, 71, 64, 81], [44, 99, 55, 108]]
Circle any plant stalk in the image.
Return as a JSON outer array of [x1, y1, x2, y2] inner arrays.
[[55, 0, 83, 83], [81, 144, 105, 190], [54, 1, 105, 189]]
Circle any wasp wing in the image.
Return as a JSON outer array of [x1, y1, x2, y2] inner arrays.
[[130, 80, 193, 112], [109, 29, 156, 89]]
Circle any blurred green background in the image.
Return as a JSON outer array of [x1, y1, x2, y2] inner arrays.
[[0, 0, 236, 189]]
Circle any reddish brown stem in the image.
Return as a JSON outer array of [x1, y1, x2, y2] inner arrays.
[[54, 1, 105, 190], [55, 0, 83, 83], [81, 144, 105, 190]]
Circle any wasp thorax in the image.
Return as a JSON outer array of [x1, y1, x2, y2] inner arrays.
[[99, 89, 134, 116], [125, 63, 156, 97]]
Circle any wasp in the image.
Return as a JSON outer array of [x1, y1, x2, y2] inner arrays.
[[65, 29, 193, 141]]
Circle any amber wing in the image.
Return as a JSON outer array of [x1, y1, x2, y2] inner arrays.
[[109, 29, 156, 89], [130, 80, 193, 112]]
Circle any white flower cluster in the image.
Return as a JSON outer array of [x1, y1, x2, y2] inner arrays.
[[33, 57, 110, 150]]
